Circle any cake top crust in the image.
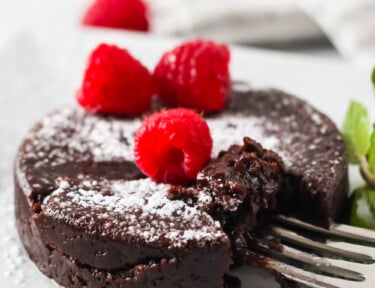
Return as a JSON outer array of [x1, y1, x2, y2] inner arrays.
[[16, 89, 348, 244], [20, 90, 346, 188], [43, 178, 228, 249]]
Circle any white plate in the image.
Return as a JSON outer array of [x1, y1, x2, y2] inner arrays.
[[0, 29, 374, 288]]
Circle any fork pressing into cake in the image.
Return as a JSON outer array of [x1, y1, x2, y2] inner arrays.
[[246, 215, 375, 288]]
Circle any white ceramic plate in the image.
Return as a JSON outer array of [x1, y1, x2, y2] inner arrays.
[[0, 29, 374, 288]]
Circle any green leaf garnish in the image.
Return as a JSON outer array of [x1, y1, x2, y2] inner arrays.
[[350, 186, 375, 230], [347, 72, 375, 231], [368, 128, 375, 174], [367, 189, 375, 216], [342, 100, 371, 163]]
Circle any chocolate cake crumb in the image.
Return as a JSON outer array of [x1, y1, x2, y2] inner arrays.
[[170, 137, 284, 236]]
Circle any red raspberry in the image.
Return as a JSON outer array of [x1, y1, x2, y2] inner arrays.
[[134, 108, 212, 185], [77, 43, 153, 116], [82, 0, 149, 32], [153, 39, 231, 112]]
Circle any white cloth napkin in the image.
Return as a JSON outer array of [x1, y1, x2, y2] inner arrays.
[[298, 0, 375, 66], [148, 0, 375, 66], [148, 0, 323, 44]]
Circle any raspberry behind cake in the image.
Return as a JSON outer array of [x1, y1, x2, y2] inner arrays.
[[15, 89, 348, 287]]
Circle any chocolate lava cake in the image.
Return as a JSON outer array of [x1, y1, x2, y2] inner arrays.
[[15, 89, 348, 287]]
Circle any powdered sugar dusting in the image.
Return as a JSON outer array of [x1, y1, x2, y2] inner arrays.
[[81, 115, 141, 162], [23, 106, 293, 169], [23, 107, 141, 166], [43, 178, 227, 248], [208, 115, 279, 154], [207, 114, 291, 166]]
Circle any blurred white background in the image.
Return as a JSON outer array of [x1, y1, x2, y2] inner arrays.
[[0, 0, 374, 66], [0, 0, 375, 66]]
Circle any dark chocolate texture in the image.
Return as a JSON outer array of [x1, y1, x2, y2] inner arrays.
[[221, 89, 348, 227], [169, 137, 284, 236], [15, 89, 348, 287]]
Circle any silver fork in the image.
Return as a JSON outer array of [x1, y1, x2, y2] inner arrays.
[[248, 215, 375, 288]]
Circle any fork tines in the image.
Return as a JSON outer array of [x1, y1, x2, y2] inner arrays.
[[250, 215, 375, 288]]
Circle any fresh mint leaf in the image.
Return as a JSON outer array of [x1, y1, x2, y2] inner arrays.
[[368, 128, 375, 174], [350, 186, 375, 230], [342, 101, 371, 164]]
